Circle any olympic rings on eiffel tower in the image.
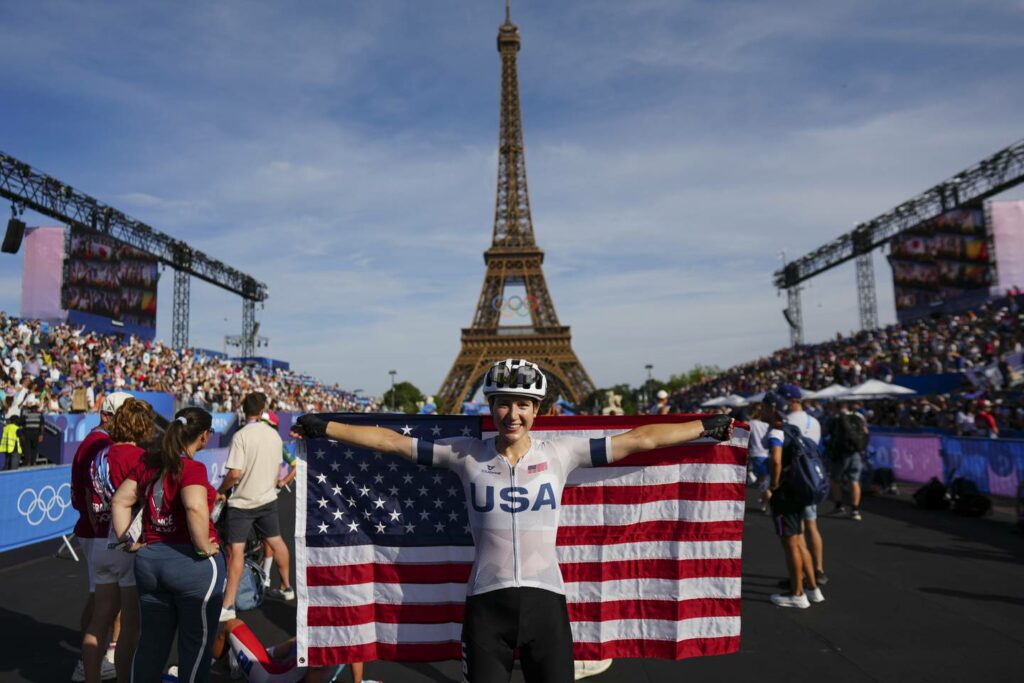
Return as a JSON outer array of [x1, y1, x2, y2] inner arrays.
[[491, 294, 540, 318]]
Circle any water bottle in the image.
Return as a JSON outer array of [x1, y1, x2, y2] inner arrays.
[[211, 499, 224, 523]]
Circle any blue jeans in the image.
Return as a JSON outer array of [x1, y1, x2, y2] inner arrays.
[[133, 543, 225, 682]]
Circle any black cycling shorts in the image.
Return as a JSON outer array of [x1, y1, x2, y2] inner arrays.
[[461, 586, 574, 683]]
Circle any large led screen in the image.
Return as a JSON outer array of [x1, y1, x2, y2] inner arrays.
[[63, 228, 159, 331]]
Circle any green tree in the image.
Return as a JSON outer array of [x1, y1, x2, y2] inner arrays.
[[383, 381, 425, 414], [666, 364, 721, 391]]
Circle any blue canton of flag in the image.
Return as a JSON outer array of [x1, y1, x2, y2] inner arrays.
[[302, 414, 480, 548]]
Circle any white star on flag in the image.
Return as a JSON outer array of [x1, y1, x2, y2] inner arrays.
[[431, 425, 442, 436], [388, 510, 402, 522], [316, 473, 327, 484], [332, 510, 344, 521], [375, 522, 387, 533], [401, 425, 413, 435], [404, 523, 415, 533], [373, 498, 386, 509], [344, 449, 354, 459], [318, 498, 328, 508], [358, 486, 371, 497], [329, 462, 341, 472], [331, 485, 342, 496], [347, 521, 359, 533], [461, 426, 472, 436], [318, 522, 329, 533], [434, 522, 446, 532]]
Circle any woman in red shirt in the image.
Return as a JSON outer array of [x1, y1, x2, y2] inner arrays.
[[110, 406, 223, 682], [83, 397, 155, 683]]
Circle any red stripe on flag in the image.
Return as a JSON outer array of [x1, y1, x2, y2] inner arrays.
[[557, 519, 744, 545], [573, 635, 741, 660], [307, 636, 742, 666], [568, 597, 740, 622], [307, 596, 741, 628], [308, 602, 466, 627], [307, 562, 472, 586], [308, 642, 463, 666], [562, 481, 745, 505], [561, 558, 741, 582], [612, 445, 746, 467]]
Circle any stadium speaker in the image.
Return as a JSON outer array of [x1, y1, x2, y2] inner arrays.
[[782, 307, 798, 330], [1, 218, 26, 254]]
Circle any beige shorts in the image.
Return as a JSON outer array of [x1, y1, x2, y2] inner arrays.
[[81, 537, 104, 592], [91, 539, 136, 587]]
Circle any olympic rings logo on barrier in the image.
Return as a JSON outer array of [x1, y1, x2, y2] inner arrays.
[[17, 483, 72, 527], [492, 294, 540, 319]]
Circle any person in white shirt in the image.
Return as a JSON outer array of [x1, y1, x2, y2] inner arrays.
[[775, 384, 828, 587]]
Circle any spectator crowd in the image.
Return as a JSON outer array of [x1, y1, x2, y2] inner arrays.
[[0, 311, 379, 419], [674, 295, 1024, 434]]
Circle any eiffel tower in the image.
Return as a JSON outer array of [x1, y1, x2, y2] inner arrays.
[[436, 3, 595, 413]]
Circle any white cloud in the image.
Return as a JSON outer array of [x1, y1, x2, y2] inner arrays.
[[0, 1, 1022, 396]]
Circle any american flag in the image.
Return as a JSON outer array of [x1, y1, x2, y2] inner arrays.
[[295, 414, 747, 668]]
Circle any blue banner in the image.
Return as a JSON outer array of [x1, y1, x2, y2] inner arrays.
[[0, 465, 75, 553]]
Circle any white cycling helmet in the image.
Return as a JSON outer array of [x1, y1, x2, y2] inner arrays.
[[482, 359, 547, 401]]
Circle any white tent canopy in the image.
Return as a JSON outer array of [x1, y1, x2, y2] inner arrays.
[[841, 379, 916, 400], [808, 384, 851, 400], [700, 394, 748, 408]]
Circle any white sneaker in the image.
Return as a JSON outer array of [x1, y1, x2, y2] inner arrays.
[[220, 605, 237, 622], [574, 659, 613, 680], [104, 643, 116, 665], [71, 660, 85, 682], [770, 592, 810, 609], [806, 587, 825, 604]]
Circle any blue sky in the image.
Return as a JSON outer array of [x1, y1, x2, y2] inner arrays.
[[1, 1, 1023, 397]]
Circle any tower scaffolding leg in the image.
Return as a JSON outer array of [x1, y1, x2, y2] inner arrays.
[[242, 299, 256, 358], [787, 286, 804, 347], [172, 270, 190, 349], [856, 252, 878, 331]]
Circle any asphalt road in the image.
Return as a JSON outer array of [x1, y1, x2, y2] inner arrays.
[[1, 486, 1022, 682]]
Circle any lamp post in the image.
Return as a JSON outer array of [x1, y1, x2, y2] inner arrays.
[[388, 370, 397, 412], [644, 364, 653, 409]]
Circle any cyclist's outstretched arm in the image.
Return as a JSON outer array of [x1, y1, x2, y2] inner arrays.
[[292, 414, 416, 462], [609, 415, 733, 463]]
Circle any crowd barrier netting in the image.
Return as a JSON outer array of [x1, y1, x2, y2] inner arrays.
[[869, 432, 1024, 497]]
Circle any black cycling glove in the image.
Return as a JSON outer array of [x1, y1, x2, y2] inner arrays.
[[294, 414, 329, 439], [700, 415, 732, 441]]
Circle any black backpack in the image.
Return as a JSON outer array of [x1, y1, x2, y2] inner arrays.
[[913, 477, 950, 510], [948, 477, 992, 517], [833, 412, 868, 455], [780, 423, 830, 506]]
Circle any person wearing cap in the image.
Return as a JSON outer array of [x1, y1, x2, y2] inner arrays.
[[291, 358, 734, 683], [18, 395, 45, 467], [761, 390, 825, 609], [766, 385, 828, 591], [649, 389, 671, 415], [68, 390, 133, 682]]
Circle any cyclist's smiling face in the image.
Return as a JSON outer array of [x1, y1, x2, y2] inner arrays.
[[491, 396, 538, 444]]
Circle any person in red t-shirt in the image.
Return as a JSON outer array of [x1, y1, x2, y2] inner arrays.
[[111, 407, 224, 682], [975, 399, 999, 438], [83, 398, 155, 683], [68, 390, 132, 683]]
